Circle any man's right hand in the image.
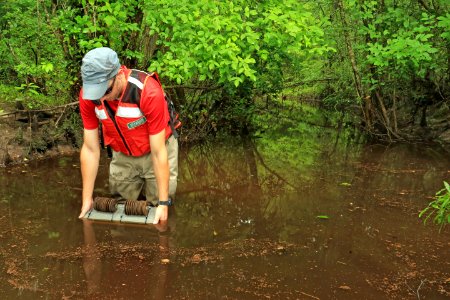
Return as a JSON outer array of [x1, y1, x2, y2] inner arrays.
[[79, 197, 94, 219], [79, 129, 100, 219]]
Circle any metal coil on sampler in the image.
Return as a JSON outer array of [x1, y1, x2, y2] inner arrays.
[[93, 197, 149, 216], [93, 197, 118, 212], [124, 199, 149, 216]]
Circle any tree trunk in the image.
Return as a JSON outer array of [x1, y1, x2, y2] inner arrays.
[[139, 9, 159, 70], [337, 0, 372, 129]]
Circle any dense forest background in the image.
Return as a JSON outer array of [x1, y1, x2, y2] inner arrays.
[[0, 0, 449, 145]]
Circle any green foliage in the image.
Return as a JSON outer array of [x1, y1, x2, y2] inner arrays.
[[0, 0, 71, 107], [0, 0, 448, 142], [319, 0, 450, 138], [143, 0, 331, 91], [141, 0, 333, 133], [0, 0, 147, 108], [57, 0, 142, 58], [437, 13, 450, 41], [0, 83, 54, 110], [420, 181, 450, 230], [360, 5, 439, 81]]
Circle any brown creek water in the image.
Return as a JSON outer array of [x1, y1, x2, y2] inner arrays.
[[0, 133, 449, 299]]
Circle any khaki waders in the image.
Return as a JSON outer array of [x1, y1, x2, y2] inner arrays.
[[108, 135, 178, 205]]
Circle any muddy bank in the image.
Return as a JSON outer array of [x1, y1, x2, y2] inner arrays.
[[0, 102, 82, 167], [0, 120, 79, 167]]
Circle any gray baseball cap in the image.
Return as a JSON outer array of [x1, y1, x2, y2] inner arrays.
[[81, 47, 121, 100]]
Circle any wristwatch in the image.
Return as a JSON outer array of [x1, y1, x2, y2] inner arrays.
[[157, 198, 173, 206]]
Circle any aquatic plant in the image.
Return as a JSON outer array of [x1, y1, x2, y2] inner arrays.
[[420, 181, 450, 230]]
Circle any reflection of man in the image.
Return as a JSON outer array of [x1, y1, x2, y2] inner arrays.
[[81, 219, 170, 297], [77, 47, 179, 224], [81, 219, 102, 295]]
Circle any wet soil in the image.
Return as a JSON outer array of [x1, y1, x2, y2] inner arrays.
[[0, 131, 449, 299], [0, 105, 80, 167]]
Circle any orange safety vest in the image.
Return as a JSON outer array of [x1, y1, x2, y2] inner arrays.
[[93, 70, 180, 156]]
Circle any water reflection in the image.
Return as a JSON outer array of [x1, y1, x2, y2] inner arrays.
[[0, 128, 449, 299], [82, 219, 102, 295], [81, 219, 171, 298]]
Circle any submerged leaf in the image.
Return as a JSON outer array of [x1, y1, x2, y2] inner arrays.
[[316, 215, 329, 219]]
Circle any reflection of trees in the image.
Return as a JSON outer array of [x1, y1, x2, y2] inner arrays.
[[354, 143, 450, 195], [304, 141, 450, 284], [242, 135, 259, 187], [177, 130, 330, 242], [176, 139, 264, 245], [2, 130, 449, 298], [177, 126, 449, 248], [246, 138, 296, 190]]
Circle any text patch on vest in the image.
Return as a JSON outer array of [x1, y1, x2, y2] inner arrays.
[[127, 116, 147, 129]]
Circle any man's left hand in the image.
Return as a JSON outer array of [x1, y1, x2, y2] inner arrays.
[[153, 205, 168, 224]]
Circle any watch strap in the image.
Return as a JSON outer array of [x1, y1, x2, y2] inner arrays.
[[157, 199, 172, 206]]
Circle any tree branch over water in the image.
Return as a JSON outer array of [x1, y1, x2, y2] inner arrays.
[[249, 140, 297, 190]]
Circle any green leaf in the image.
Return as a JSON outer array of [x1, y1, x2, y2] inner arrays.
[[48, 231, 60, 239], [41, 62, 54, 73], [444, 181, 450, 193], [316, 215, 329, 219], [28, 89, 39, 95], [104, 15, 115, 26]]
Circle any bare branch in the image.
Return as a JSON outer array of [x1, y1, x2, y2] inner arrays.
[[164, 85, 222, 91], [418, 0, 431, 11]]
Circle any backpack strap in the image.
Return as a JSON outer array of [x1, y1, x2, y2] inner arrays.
[[91, 99, 112, 157], [148, 72, 180, 139]]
